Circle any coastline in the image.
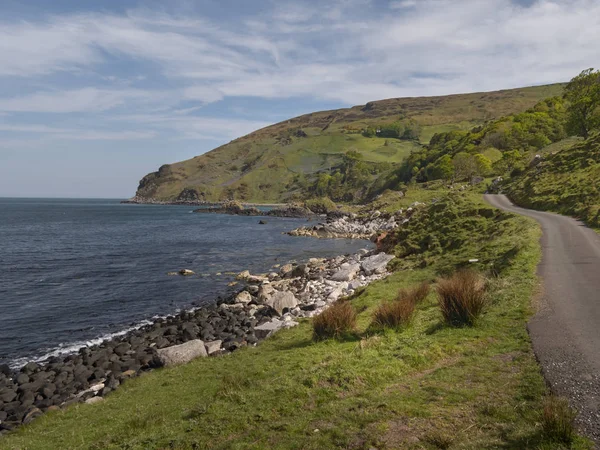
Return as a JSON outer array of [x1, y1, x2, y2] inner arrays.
[[0, 212, 399, 434]]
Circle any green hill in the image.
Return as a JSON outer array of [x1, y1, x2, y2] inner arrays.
[[505, 133, 600, 228], [133, 84, 564, 203]]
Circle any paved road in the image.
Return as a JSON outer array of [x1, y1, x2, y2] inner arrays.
[[484, 194, 600, 444]]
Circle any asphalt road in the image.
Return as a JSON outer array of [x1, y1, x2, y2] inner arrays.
[[484, 194, 600, 444]]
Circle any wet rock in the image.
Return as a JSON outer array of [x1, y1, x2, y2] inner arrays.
[[179, 269, 195, 276]]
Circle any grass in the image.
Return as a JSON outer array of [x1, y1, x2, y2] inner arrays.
[[437, 270, 487, 327], [2, 192, 593, 449], [312, 301, 358, 341], [542, 396, 577, 445]]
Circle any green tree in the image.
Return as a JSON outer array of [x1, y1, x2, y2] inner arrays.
[[564, 68, 600, 138], [452, 152, 477, 180], [473, 154, 492, 176]]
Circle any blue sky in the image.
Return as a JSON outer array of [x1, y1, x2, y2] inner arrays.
[[0, 0, 599, 198]]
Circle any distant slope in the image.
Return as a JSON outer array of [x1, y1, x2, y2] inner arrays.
[[505, 133, 600, 228], [134, 84, 564, 203]]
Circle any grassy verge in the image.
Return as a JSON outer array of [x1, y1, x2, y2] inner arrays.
[[3, 194, 592, 449]]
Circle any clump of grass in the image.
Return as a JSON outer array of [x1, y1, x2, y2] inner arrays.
[[400, 281, 430, 304], [542, 396, 576, 444], [372, 299, 415, 329], [313, 301, 357, 341], [437, 270, 486, 326]]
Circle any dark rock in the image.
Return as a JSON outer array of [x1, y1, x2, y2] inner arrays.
[[22, 362, 39, 374], [113, 342, 131, 356], [0, 388, 17, 403], [40, 383, 56, 399], [0, 364, 11, 377], [258, 220, 267, 224], [19, 391, 35, 408], [0, 410, 7, 422], [15, 373, 30, 385]]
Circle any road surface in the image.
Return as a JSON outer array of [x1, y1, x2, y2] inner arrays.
[[484, 194, 600, 444]]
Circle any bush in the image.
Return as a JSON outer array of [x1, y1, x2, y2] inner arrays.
[[542, 396, 576, 444], [437, 270, 486, 326], [400, 281, 430, 304], [372, 298, 415, 329], [313, 301, 357, 341], [304, 197, 337, 214]]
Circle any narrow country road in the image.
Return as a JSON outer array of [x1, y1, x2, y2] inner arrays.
[[484, 194, 600, 444]]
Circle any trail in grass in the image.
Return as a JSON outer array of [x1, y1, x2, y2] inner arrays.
[[484, 194, 600, 443]]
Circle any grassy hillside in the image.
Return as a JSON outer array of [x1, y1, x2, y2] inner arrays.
[[134, 84, 563, 203], [504, 133, 600, 228], [3, 190, 591, 449]]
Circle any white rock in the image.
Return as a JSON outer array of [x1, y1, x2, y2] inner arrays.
[[154, 340, 207, 367], [204, 340, 222, 355], [265, 291, 298, 315], [330, 263, 360, 282], [235, 291, 253, 304], [361, 253, 395, 276], [85, 397, 104, 405]]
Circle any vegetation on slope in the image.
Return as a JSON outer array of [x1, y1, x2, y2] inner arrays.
[[3, 191, 591, 449], [134, 84, 563, 203], [504, 133, 600, 228]]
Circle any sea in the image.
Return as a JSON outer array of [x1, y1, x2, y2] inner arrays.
[[0, 198, 369, 369]]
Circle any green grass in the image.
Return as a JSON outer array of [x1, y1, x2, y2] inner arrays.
[[3, 192, 592, 449]]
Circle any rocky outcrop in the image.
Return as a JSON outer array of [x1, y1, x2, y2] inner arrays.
[[288, 204, 423, 240], [194, 202, 314, 218]]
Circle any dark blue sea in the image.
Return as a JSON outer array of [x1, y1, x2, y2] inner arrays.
[[0, 198, 368, 368]]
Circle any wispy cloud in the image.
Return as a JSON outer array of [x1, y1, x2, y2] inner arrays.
[[1, 0, 599, 196]]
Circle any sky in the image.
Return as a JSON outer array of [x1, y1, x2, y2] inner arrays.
[[0, 0, 599, 198]]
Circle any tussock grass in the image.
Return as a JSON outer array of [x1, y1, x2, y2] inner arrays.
[[542, 396, 577, 444], [372, 298, 415, 329], [312, 301, 357, 341], [401, 281, 431, 304], [437, 270, 486, 326]]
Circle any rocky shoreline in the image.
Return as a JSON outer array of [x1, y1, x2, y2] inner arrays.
[[193, 201, 315, 218], [0, 247, 395, 435], [287, 203, 423, 239]]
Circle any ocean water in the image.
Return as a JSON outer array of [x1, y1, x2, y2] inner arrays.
[[0, 198, 369, 368]]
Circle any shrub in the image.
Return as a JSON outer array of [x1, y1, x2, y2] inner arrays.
[[313, 301, 357, 341], [437, 270, 486, 326], [304, 197, 337, 214], [372, 298, 415, 329], [542, 396, 576, 444], [399, 281, 430, 304]]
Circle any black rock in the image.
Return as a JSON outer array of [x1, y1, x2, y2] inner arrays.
[[0, 364, 11, 377], [15, 373, 30, 385], [21, 362, 39, 374]]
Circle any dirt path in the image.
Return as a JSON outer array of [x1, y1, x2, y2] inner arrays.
[[484, 194, 600, 445]]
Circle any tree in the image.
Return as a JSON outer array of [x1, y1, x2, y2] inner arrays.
[[473, 154, 492, 176], [452, 152, 477, 180], [564, 68, 600, 138]]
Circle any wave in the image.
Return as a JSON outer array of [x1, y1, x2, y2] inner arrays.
[[8, 318, 156, 370]]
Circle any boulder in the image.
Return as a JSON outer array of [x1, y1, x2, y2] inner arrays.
[[236, 270, 251, 280], [265, 291, 298, 316], [154, 340, 207, 367], [279, 264, 294, 277], [361, 253, 395, 276], [204, 340, 222, 355], [85, 397, 104, 405], [255, 320, 285, 339], [327, 282, 348, 301], [330, 263, 360, 282], [257, 284, 275, 303], [235, 291, 253, 304]]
